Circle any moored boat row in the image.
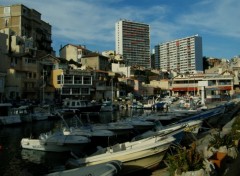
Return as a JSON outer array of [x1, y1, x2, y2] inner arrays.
[[17, 97, 240, 175]]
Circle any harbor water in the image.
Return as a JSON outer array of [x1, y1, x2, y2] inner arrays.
[[0, 109, 148, 176]]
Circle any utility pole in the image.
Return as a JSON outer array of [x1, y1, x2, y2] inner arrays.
[[42, 70, 47, 105]]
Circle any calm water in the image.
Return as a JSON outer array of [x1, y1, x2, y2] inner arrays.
[[0, 109, 147, 176]]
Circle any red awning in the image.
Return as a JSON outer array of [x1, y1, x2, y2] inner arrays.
[[172, 87, 198, 91], [218, 86, 232, 90]]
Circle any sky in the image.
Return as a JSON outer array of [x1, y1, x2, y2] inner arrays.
[[1, 0, 240, 59]]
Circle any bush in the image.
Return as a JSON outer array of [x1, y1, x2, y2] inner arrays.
[[165, 143, 204, 176]]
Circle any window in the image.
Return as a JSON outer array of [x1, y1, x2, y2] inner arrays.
[[83, 76, 91, 85], [81, 88, 89, 95], [64, 75, 73, 84], [57, 75, 61, 84], [72, 88, 80, 94], [74, 76, 82, 84], [4, 7, 10, 14]]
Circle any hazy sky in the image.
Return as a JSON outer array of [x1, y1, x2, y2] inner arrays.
[[1, 0, 240, 59]]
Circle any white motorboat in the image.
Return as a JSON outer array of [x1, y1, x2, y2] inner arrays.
[[0, 103, 22, 125], [21, 131, 91, 154], [62, 99, 102, 114], [67, 135, 175, 175], [47, 160, 122, 176]]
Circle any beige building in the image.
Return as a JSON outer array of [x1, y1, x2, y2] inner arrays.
[[59, 44, 92, 63], [81, 53, 111, 71], [0, 4, 55, 101], [0, 4, 52, 53]]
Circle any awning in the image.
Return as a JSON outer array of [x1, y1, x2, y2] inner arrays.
[[206, 86, 232, 91], [218, 86, 232, 90], [172, 87, 198, 91]]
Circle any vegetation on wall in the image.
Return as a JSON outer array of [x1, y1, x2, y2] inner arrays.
[[165, 143, 204, 176]]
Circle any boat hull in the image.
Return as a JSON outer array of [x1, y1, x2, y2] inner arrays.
[[80, 144, 170, 175], [71, 136, 175, 175], [21, 134, 90, 154]]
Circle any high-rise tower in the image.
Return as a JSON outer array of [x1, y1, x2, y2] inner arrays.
[[115, 20, 150, 68], [155, 35, 203, 73]]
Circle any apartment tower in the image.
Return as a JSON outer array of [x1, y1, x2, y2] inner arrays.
[[155, 35, 203, 73], [115, 20, 150, 68]]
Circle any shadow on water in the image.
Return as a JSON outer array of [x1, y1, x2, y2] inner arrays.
[[0, 121, 58, 176], [0, 108, 159, 176]]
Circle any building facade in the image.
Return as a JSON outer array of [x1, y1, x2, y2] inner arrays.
[[171, 73, 234, 99], [115, 20, 150, 68], [155, 35, 203, 73], [59, 44, 92, 63], [0, 4, 52, 53]]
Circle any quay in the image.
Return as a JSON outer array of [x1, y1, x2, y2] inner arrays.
[[149, 99, 240, 176]]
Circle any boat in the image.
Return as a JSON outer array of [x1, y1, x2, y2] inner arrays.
[[13, 105, 32, 122], [132, 120, 203, 142], [67, 135, 175, 175], [142, 97, 166, 110], [0, 103, 22, 125], [121, 118, 155, 132], [47, 160, 122, 176], [21, 131, 91, 154], [59, 113, 116, 138], [142, 99, 155, 109], [153, 101, 166, 110], [130, 101, 143, 109], [31, 105, 53, 121], [100, 100, 114, 112], [143, 113, 179, 125], [176, 104, 226, 124], [91, 122, 134, 135], [62, 99, 102, 114]]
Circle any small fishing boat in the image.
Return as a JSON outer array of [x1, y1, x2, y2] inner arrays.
[[67, 135, 175, 175], [21, 131, 91, 154], [0, 103, 22, 125]]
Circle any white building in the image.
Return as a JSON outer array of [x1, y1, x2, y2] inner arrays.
[[115, 19, 150, 68], [155, 35, 203, 73]]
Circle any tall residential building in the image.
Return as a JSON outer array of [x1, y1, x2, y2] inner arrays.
[[155, 35, 203, 73], [0, 4, 52, 53], [115, 20, 150, 68]]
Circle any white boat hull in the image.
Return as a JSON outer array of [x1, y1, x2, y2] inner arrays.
[[21, 132, 90, 153], [71, 136, 175, 175], [21, 138, 88, 153]]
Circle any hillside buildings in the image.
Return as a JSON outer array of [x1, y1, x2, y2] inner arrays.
[[115, 20, 150, 68], [0, 4, 239, 103], [155, 35, 203, 73]]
